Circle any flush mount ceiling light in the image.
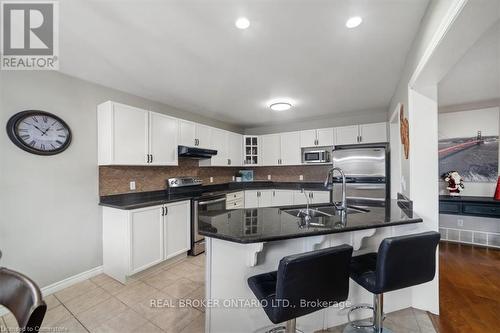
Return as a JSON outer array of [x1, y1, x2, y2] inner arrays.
[[235, 17, 250, 29], [269, 101, 293, 111], [346, 16, 363, 28]]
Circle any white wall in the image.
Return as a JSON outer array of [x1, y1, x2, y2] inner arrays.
[[438, 107, 500, 196], [0, 71, 238, 288]]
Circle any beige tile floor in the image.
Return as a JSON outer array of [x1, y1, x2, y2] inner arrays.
[[1, 253, 435, 333]]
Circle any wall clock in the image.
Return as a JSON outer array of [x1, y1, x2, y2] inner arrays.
[[6, 110, 72, 155]]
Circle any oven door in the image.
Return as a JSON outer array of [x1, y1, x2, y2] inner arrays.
[[195, 196, 226, 242]]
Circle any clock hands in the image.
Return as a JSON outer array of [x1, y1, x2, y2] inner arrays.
[[32, 124, 46, 135]]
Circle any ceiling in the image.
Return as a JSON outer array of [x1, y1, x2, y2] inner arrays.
[[438, 21, 500, 108], [58, 0, 429, 127]]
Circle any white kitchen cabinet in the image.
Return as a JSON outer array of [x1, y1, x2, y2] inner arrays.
[[280, 132, 301, 165], [164, 200, 191, 259], [102, 200, 191, 283], [196, 124, 212, 149], [244, 190, 273, 208], [228, 132, 243, 166], [208, 128, 228, 166], [130, 206, 164, 274], [300, 128, 334, 147], [335, 123, 388, 146], [98, 101, 148, 165], [293, 190, 330, 205], [317, 128, 335, 146], [271, 190, 294, 207], [359, 122, 387, 143], [300, 130, 317, 147], [310, 191, 330, 204], [98, 101, 178, 166], [178, 120, 197, 147], [261, 134, 281, 166], [335, 125, 359, 146], [149, 112, 178, 166]]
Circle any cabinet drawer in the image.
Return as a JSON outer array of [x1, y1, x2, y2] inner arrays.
[[226, 191, 244, 201], [462, 203, 500, 217], [226, 199, 244, 209], [439, 202, 461, 214]]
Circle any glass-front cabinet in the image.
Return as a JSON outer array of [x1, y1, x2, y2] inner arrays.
[[244, 135, 259, 165]]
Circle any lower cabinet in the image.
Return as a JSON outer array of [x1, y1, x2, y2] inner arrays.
[[293, 190, 330, 205], [243, 189, 330, 208], [271, 190, 294, 207], [103, 200, 191, 283], [244, 190, 273, 208]]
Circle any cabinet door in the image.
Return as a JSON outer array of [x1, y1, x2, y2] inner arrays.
[[311, 191, 330, 204], [359, 122, 387, 143], [244, 190, 259, 208], [228, 132, 243, 166], [280, 132, 301, 165], [130, 206, 164, 274], [300, 130, 317, 148], [261, 134, 281, 166], [164, 201, 191, 259], [293, 191, 309, 205], [317, 128, 334, 146], [258, 190, 273, 208], [335, 125, 359, 146], [149, 112, 178, 166], [196, 124, 212, 149], [113, 103, 149, 165], [179, 120, 196, 147], [210, 128, 228, 166], [272, 190, 294, 207]]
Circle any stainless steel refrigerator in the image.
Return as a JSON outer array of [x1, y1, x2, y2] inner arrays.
[[331, 143, 389, 203]]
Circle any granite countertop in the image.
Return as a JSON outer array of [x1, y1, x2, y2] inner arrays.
[[99, 181, 328, 210], [198, 200, 422, 243], [439, 195, 500, 204]]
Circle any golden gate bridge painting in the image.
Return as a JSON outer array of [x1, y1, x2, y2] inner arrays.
[[439, 131, 499, 182]]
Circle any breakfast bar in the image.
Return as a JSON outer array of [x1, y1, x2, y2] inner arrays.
[[199, 200, 423, 332]]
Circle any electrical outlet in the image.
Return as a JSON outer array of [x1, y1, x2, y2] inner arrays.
[[299, 175, 304, 181], [129, 181, 136, 191], [267, 175, 271, 180], [210, 177, 214, 183], [457, 219, 464, 227], [232, 176, 235, 181]]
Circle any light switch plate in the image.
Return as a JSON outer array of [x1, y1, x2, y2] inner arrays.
[[267, 175, 271, 180], [299, 175, 304, 181], [129, 181, 136, 191], [210, 177, 214, 183]]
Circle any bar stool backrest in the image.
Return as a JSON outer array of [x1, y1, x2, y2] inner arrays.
[[376, 231, 441, 293], [0, 267, 47, 332]]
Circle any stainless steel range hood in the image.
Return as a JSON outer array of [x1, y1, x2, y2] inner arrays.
[[178, 145, 217, 159]]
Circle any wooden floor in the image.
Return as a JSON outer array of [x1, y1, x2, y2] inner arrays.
[[430, 242, 500, 333]]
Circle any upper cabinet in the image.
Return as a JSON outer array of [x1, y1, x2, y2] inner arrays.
[[335, 122, 387, 146], [261, 132, 301, 166], [98, 101, 178, 166], [300, 128, 334, 147], [178, 120, 212, 149], [228, 132, 243, 166], [200, 129, 243, 167], [359, 122, 387, 144]]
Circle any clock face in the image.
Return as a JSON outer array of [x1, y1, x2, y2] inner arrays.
[[7, 111, 72, 155]]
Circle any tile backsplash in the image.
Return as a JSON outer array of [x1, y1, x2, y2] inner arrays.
[[99, 158, 331, 196]]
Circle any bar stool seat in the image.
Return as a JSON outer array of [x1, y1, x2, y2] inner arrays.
[[344, 231, 441, 333], [248, 244, 353, 333]]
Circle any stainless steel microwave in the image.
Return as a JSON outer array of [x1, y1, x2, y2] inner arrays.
[[303, 149, 330, 163]]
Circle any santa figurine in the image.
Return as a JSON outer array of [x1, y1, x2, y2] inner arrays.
[[442, 171, 465, 196]]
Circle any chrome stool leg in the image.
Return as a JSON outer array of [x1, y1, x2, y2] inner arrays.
[[343, 294, 393, 333], [257, 319, 304, 333]]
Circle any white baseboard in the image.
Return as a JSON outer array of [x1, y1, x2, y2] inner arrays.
[[0, 266, 103, 317]]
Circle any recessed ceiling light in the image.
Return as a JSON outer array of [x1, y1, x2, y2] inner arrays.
[[235, 17, 250, 29], [269, 101, 293, 111], [346, 16, 362, 28]]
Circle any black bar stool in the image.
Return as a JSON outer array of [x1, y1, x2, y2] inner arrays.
[[0, 267, 47, 333], [248, 244, 353, 333], [344, 231, 440, 333]]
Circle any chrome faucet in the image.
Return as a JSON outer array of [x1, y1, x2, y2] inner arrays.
[[324, 167, 347, 211]]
